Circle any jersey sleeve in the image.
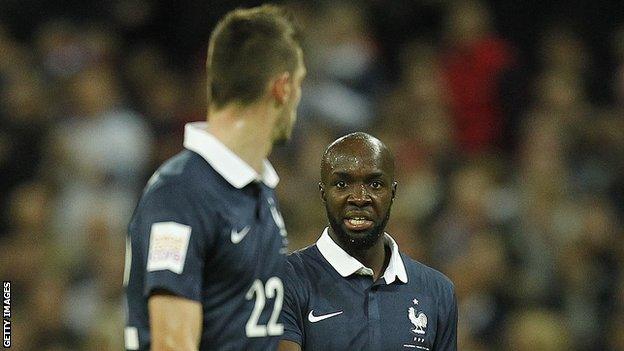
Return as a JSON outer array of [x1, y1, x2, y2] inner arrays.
[[434, 282, 458, 351], [280, 256, 307, 346], [133, 183, 216, 302]]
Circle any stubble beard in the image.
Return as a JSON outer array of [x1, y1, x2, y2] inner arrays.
[[326, 207, 392, 251]]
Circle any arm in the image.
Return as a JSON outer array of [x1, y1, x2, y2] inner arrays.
[[136, 184, 213, 350], [149, 293, 202, 351], [278, 340, 302, 351], [279, 258, 306, 348]]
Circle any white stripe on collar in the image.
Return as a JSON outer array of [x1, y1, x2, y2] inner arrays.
[[183, 122, 279, 189], [316, 227, 408, 284]]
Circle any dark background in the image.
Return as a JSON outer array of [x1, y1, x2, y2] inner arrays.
[[0, 1, 622, 350]]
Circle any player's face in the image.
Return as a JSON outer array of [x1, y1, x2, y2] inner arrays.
[[273, 50, 306, 145], [321, 141, 396, 251]]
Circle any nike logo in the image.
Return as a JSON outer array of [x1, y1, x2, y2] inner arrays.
[[308, 310, 343, 323], [230, 226, 251, 244]]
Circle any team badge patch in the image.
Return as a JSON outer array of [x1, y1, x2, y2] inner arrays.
[[403, 298, 430, 349], [147, 221, 191, 274], [408, 302, 427, 335]]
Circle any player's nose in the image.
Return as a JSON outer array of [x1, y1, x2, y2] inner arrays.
[[347, 184, 372, 207]]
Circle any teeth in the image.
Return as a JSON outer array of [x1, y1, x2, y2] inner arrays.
[[348, 218, 367, 225]]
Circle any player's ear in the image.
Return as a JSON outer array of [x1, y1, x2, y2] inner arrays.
[[271, 72, 291, 105], [318, 182, 326, 202], [391, 181, 397, 202]]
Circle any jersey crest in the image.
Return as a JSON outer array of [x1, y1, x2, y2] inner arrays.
[[403, 298, 430, 349]]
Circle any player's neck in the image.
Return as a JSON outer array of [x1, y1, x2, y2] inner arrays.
[[352, 239, 389, 281], [207, 103, 274, 173], [331, 230, 389, 281]]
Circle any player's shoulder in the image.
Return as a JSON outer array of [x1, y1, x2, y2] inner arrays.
[[402, 253, 455, 295], [284, 244, 323, 278], [287, 244, 319, 265], [133, 152, 212, 216], [143, 150, 225, 199], [283, 244, 321, 297], [148, 150, 205, 188]]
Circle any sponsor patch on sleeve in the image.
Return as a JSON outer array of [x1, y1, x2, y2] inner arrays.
[[147, 221, 191, 274]]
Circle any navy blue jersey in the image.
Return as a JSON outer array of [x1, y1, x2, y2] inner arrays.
[[280, 229, 457, 351], [124, 123, 289, 350]]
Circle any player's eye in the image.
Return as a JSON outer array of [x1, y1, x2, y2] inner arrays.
[[335, 181, 347, 189], [370, 181, 383, 189]]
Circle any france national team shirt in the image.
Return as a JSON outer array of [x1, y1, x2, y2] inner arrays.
[[281, 228, 457, 351], [124, 122, 289, 350]]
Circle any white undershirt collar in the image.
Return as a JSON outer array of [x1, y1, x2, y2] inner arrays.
[[183, 122, 279, 189], [316, 227, 408, 284]]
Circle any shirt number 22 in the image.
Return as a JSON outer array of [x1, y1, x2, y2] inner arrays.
[[245, 277, 284, 337]]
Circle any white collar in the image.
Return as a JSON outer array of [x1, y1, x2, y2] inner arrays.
[[183, 122, 279, 189], [316, 227, 408, 284]]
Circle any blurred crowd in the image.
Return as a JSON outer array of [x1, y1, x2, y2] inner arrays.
[[0, 0, 622, 350]]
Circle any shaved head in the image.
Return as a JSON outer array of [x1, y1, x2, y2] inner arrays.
[[319, 132, 397, 251], [320, 132, 395, 184]]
